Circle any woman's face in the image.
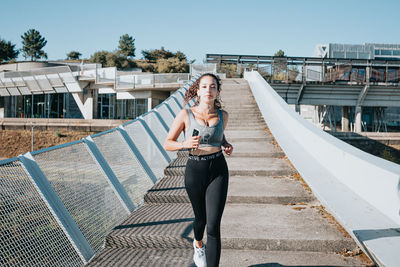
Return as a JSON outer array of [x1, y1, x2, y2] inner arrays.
[[197, 75, 219, 104]]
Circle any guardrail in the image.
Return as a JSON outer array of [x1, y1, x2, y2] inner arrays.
[[0, 76, 197, 266], [244, 71, 400, 267]]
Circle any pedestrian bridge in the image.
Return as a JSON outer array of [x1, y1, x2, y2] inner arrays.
[[0, 72, 399, 266]]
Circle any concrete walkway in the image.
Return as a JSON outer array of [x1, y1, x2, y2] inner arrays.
[[86, 79, 370, 266]]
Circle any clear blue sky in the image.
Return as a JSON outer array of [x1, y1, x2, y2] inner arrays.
[[2, 0, 400, 63]]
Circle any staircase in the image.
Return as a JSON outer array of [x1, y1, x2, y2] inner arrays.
[[86, 79, 369, 266]]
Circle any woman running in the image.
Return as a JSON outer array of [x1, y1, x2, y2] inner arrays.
[[164, 73, 233, 267]]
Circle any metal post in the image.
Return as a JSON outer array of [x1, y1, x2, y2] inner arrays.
[[385, 62, 388, 84], [31, 122, 35, 151], [171, 95, 183, 109], [95, 64, 98, 84], [19, 152, 94, 263], [117, 126, 158, 183], [236, 56, 241, 78], [354, 106, 362, 132], [342, 106, 349, 132], [152, 110, 170, 132], [164, 103, 176, 117], [83, 136, 135, 212]]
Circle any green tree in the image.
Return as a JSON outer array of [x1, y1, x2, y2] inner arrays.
[[66, 51, 82, 60], [89, 50, 108, 66], [175, 51, 187, 61], [118, 34, 135, 58], [89, 50, 136, 69], [21, 29, 48, 61], [0, 38, 19, 63], [142, 47, 175, 62], [274, 49, 285, 57]]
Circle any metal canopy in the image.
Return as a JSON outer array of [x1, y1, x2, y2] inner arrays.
[[0, 66, 82, 95]]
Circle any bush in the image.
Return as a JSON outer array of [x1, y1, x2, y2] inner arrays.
[[89, 50, 137, 69], [156, 58, 189, 73]]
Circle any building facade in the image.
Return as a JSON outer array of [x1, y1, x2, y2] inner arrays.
[[0, 62, 188, 120], [314, 43, 400, 61], [313, 43, 400, 130]]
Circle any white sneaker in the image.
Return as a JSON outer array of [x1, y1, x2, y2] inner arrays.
[[193, 240, 206, 267]]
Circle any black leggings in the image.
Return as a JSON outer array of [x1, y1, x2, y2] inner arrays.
[[184, 151, 229, 267]]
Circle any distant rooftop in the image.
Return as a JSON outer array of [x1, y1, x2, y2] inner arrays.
[[313, 43, 400, 60]]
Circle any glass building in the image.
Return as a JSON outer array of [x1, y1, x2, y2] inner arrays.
[[2, 93, 150, 120], [314, 43, 400, 61]]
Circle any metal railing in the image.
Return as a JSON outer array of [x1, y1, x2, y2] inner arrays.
[[116, 73, 190, 90], [0, 76, 198, 266], [207, 53, 400, 84]]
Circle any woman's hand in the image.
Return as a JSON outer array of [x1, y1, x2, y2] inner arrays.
[[223, 143, 233, 156], [183, 136, 201, 149]]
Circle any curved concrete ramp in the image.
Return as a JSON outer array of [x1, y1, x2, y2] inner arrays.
[[86, 79, 369, 266]]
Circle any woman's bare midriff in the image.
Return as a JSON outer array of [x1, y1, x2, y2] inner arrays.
[[190, 146, 222, 156]]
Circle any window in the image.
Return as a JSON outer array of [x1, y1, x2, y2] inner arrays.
[[333, 51, 345, 58], [393, 50, 400, 56], [358, 52, 370, 59], [380, 49, 392, 56], [375, 49, 380, 55], [346, 52, 357, 59]]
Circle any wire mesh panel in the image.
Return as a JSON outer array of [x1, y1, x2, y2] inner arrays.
[[165, 97, 182, 116], [33, 143, 129, 254], [92, 130, 154, 206], [0, 160, 83, 267], [141, 111, 175, 159], [124, 121, 168, 180], [156, 102, 185, 142], [156, 103, 175, 127], [174, 91, 185, 105]]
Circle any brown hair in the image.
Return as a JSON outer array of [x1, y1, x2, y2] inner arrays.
[[184, 73, 222, 109]]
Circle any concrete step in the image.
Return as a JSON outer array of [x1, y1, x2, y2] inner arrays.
[[227, 115, 264, 120], [220, 203, 357, 253], [104, 202, 356, 253], [226, 157, 295, 176], [145, 175, 314, 205], [86, 248, 194, 267], [224, 129, 272, 139], [229, 140, 280, 155], [229, 151, 284, 158], [224, 111, 262, 116], [222, 100, 256, 104], [226, 125, 267, 130], [105, 203, 194, 249], [228, 120, 265, 125], [219, 250, 367, 267], [223, 107, 259, 110], [228, 121, 265, 126], [86, 248, 365, 267], [164, 162, 293, 177], [226, 115, 263, 120]]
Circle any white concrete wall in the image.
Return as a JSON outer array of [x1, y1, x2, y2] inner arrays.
[[245, 71, 400, 266]]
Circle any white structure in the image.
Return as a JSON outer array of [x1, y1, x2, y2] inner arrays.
[[0, 62, 190, 119], [245, 70, 400, 267]]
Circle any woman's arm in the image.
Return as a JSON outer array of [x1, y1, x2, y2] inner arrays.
[[221, 110, 233, 155], [163, 109, 200, 151]]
